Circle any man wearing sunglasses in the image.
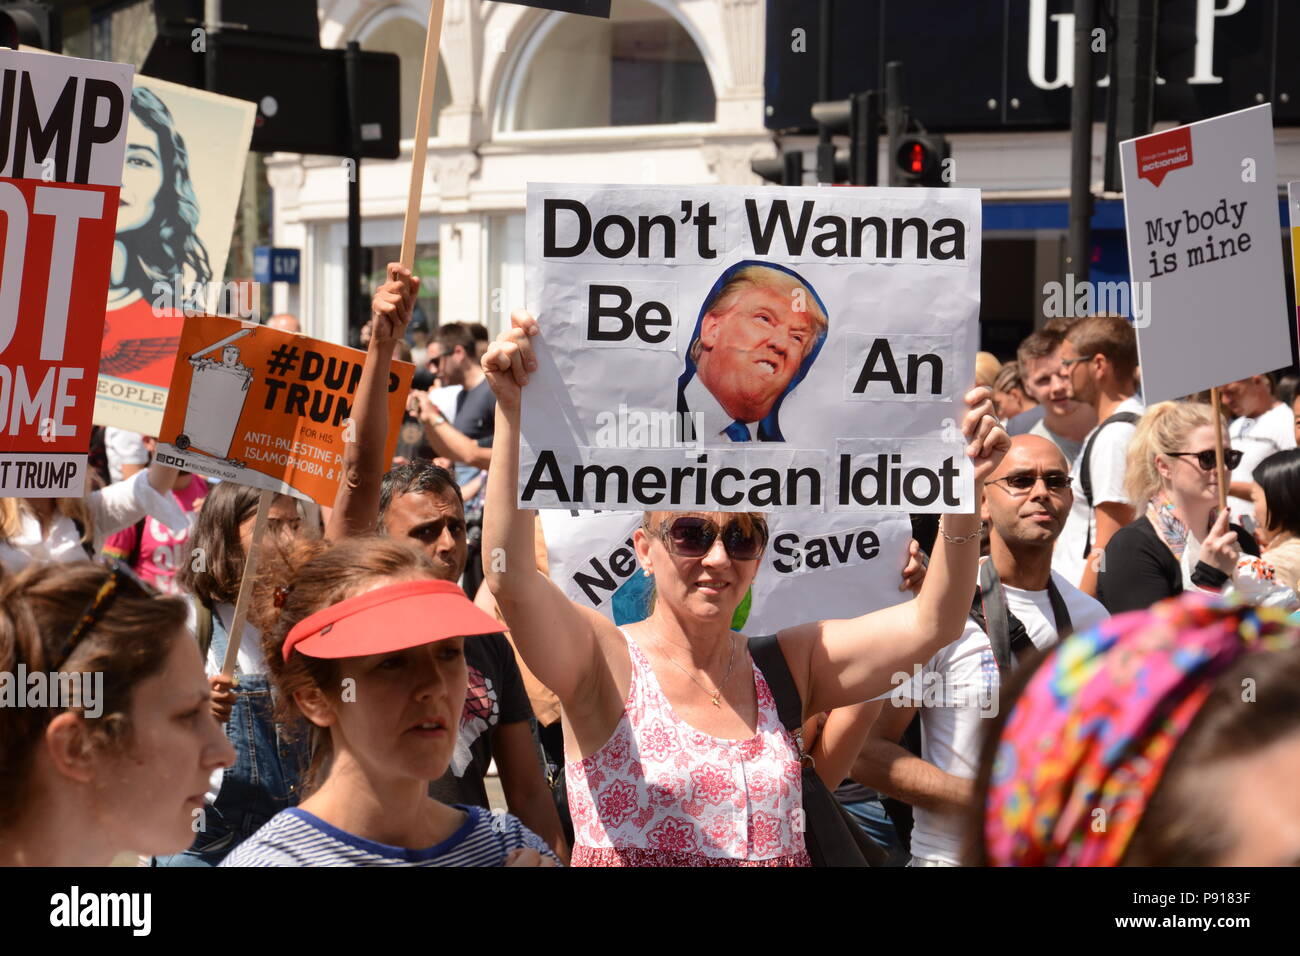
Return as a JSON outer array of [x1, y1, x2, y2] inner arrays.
[[1052, 315, 1144, 595], [853, 435, 1107, 866]]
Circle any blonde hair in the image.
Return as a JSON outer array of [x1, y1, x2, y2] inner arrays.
[[1124, 401, 1222, 506], [0, 497, 94, 546], [975, 352, 1002, 389]]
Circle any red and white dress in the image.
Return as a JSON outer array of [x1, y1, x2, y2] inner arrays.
[[566, 630, 810, 867]]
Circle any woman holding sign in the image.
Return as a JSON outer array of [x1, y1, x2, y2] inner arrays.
[[482, 312, 1008, 867], [1096, 402, 1267, 614]]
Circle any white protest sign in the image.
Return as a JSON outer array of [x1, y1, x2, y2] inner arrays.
[[521, 183, 981, 514], [540, 510, 912, 632], [1120, 104, 1290, 402]]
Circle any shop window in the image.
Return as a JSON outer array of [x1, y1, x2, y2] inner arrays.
[[362, 17, 451, 140], [508, 0, 714, 131]]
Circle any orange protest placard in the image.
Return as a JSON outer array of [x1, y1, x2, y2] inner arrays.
[[155, 315, 412, 504]]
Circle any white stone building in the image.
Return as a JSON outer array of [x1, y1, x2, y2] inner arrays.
[[266, 0, 773, 344], [263, 0, 1300, 359]]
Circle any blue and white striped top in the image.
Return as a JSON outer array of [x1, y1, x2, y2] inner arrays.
[[219, 805, 560, 867]]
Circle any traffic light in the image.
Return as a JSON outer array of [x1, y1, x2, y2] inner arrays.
[[751, 150, 806, 186], [894, 133, 951, 187], [811, 91, 878, 185], [0, 2, 59, 50]]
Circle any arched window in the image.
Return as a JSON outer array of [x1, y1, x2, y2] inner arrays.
[[362, 16, 451, 140], [506, 0, 715, 131]]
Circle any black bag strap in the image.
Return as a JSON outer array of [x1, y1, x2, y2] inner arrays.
[[748, 634, 885, 867], [1079, 410, 1141, 558], [125, 517, 146, 570], [748, 634, 804, 731], [977, 561, 1071, 678]]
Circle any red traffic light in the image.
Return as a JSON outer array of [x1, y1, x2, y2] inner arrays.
[[894, 133, 950, 186], [908, 142, 925, 174]]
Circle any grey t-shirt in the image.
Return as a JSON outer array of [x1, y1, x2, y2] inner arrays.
[[1029, 417, 1083, 464]]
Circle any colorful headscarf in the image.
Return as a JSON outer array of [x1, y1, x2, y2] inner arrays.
[[984, 592, 1300, 866]]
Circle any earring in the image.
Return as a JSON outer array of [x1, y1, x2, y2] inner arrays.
[[643, 569, 652, 577]]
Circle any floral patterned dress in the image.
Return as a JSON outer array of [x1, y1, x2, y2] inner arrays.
[[566, 630, 810, 867]]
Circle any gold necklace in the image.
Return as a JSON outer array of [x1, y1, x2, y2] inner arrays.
[[653, 632, 738, 707]]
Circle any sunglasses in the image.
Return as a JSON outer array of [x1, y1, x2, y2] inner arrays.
[[657, 516, 768, 561], [1057, 354, 1096, 372], [54, 560, 156, 670], [1166, 448, 1243, 472], [989, 472, 1071, 495]]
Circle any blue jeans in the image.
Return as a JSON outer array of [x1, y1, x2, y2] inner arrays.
[[153, 613, 307, 867], [840, 795, 910, 867]]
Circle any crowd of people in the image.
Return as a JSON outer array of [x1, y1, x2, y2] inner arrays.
[[2, 271, 1298, 869]]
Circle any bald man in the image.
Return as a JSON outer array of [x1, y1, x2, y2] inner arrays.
[[852, 435, 1108, 865], [267, 314, 301, 334]]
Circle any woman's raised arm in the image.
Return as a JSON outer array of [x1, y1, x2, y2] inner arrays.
[[482, 311, 617, 706], [780, 387, 1008, 717], [326, 263, 418, 541]]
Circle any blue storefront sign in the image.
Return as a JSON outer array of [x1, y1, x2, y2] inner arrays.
[[253, 246, 301, 285]]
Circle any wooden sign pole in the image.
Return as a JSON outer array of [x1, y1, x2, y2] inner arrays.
[[1210, 386, 1229, 513], [400, 0, 448, 269], [221, 487, 274, 677]]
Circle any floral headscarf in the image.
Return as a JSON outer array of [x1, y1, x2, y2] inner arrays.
[[984, 592, 1300, 866]]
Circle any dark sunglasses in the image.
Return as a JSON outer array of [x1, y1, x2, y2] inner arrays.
[[54, 561, 156, 670], [989, 472, 1071, 494], [1166, 448, 1243, 472], [657, 516, 768, 561]]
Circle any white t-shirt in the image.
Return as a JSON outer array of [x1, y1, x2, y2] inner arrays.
[[1001, 570, 1109, 647], [899, 572, 1107, 866], [1053, 396, 1145, 587], [895, 620, 999, 866], [1228, 403, 1296, 524]]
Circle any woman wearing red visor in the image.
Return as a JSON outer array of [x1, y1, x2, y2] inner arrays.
[[220, 538, 560, 866]]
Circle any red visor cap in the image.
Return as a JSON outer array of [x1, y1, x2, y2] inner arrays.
[[283, 579, 500, 662]]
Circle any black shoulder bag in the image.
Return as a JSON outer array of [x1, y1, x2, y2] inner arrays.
[[749, 634, 887, 867]]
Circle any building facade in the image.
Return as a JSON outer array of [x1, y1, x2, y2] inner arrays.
[[265, 0, 773, 346], [45, 0, 1300, 360]]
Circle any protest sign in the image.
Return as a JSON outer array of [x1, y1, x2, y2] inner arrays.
[[0, 49, 133, 497], [520, 183, 981, 514], [154, 315, 413, 504], [1120, 105, 1291, 403], [94, 77, 257, 436], [1288, 182, 1300, 334], [540, 509, 913, 632]]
